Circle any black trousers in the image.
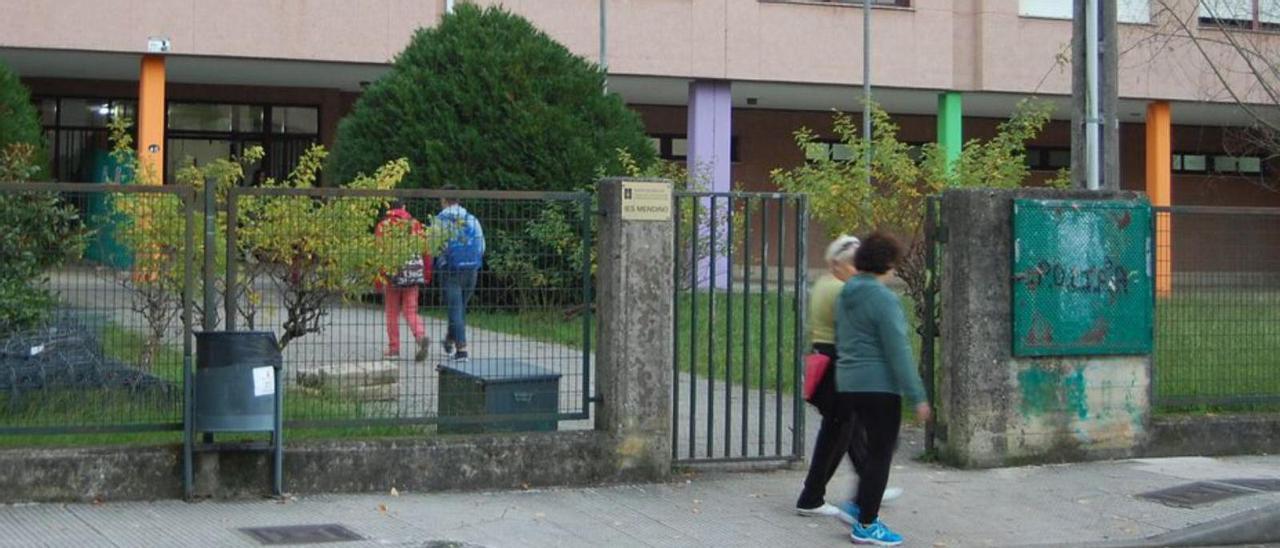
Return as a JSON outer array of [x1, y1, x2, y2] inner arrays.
[[837, 392, 902, 525], [796, 344, 870, 509]]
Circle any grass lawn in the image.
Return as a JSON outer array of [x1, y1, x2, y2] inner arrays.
[[1153, 288, 1280, 413], [425, 308, 589, 350], [0, 322, 430, 447], [5, 286, 1275, 448], [426, 287, 1280, 416]]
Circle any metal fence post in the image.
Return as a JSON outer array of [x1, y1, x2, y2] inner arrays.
[[182, 188, 197, 500], [225, 188, 238, 332], [923, 196, 939, 454], [202, 177, 217, 332]]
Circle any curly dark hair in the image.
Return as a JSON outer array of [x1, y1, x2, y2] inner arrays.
[[854, 231, 902, 274]]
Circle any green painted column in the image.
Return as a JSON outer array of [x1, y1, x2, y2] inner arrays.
[[937, 91, 963, 174]]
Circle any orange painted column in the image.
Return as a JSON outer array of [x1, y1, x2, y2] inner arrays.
[[138, 55, 166, 184], [1145, 101, 1172, 297]]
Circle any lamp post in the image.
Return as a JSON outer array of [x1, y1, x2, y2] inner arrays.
[[601, 0, 608, 93], [863, 0, 872, 187]]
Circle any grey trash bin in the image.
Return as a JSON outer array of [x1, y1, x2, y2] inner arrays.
[[194, 331, 281, 432]]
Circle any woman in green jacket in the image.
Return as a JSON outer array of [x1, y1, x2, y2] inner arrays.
[[834, 232, 931, 547]]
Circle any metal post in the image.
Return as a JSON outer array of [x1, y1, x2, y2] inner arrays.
[[600, 0, 608, 93], [579, 194, 593, 418], [1085, 0, 1101, 190], [273, 364, 283, 496], [863, 0, 873, 187], [672, 193, 681, 460], [182, 191, 196, 501], [202, 178, 217, 331], [792, 196, 808, 460], [923, 197, 938, 454], [225, 188, 238, 331]]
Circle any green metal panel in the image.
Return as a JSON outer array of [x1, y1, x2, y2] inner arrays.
[[1012, 199, 1154, 356]]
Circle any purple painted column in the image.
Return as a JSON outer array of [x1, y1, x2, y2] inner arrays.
[[687, 80, 732, 289]]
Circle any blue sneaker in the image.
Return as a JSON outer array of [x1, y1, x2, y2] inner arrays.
[[835, 500, 859, 526], [851, 519, 903, 546]]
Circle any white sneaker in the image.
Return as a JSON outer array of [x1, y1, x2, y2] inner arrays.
[[881, 487, 904, 503], [796, 502, 854, 524]]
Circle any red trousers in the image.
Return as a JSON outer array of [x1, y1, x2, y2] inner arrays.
[[383, 286, 424, 352]]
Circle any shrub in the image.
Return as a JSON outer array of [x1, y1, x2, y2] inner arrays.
[[0, 144, 85, 334], [329, 3, 656, 191], [0, 65, 84, 334], [0, 61, 47, 178]]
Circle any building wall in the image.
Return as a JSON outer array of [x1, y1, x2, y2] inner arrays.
[[3, 0, 1278, 103]]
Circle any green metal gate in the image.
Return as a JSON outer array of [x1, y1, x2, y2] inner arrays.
[[672, 191, 808, 465]]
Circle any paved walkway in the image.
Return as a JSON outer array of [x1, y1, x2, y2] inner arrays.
[[3, 429, 1279, 547]]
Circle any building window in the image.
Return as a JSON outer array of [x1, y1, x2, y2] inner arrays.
[[1020, 0, 1152, 24], [35, 96, 137, 182], [1173, 152, 1265, 175], [804, 141, 854, 162], [1199, 0, 1280, 30], [799, 0, 911, 6], [649, 134, 740, 163], [166, 101, 319, 184], [1025, 146, 1072, 171], [1173, 153, 1208, 173]]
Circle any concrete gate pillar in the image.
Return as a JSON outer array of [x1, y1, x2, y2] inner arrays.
[[938, 188, 1153, 468], [595, 178, 674, 481]]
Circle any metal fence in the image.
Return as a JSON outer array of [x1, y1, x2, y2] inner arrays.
[[1152, 205, 1280, 411], [0, 182, 195, 435], [672, 191, 808, 464], [224, 187, 594, 430], [0, 181, 594, 439]]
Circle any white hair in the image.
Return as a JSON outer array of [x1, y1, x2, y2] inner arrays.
[[824, 235, 861, 265]]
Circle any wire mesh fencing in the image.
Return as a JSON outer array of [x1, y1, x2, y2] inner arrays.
[[1153, 206, 1280, 411], [0, 182, 194, 435], [225, 187, 594, 431]]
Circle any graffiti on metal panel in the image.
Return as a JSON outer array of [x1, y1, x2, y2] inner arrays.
[[1011, 199, 1153, 357]]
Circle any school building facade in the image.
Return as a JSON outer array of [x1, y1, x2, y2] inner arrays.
[[2, 0, 1278, 217]]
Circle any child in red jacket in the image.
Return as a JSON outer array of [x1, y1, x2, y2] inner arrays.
[[375, 200, 432, 362]]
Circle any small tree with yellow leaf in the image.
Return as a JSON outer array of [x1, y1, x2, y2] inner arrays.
[[237, 149, 440, 350], [108, 119, 433, 354], [772, 99, 1065, 328]]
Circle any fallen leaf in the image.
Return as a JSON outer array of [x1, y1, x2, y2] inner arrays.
[[692, 508, 701, 514], [378, 503, 388, 513]]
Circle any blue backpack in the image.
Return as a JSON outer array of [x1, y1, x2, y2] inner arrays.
[[437, 206, 485, 270]]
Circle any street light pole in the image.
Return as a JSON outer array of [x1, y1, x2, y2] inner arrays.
[[600, 0, 608, 93], [863, 0, 872, 187], [1085, 0, 1100, 190]]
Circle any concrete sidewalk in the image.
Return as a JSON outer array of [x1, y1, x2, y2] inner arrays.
[[3, 429, 1278, 547]]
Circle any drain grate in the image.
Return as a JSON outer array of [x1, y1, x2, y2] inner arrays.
[[240, 524, 364, 545], [1138, 481, 1257, 508], [1219, 478, 1280, 492]]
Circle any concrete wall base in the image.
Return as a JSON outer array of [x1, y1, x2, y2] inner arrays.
[[1141, 414, 1280, 458], [0, 431, 642, 503]]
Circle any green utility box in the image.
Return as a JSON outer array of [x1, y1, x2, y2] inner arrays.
[[1011, 198, 1153, 357], [437, 359, 560, 434]]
